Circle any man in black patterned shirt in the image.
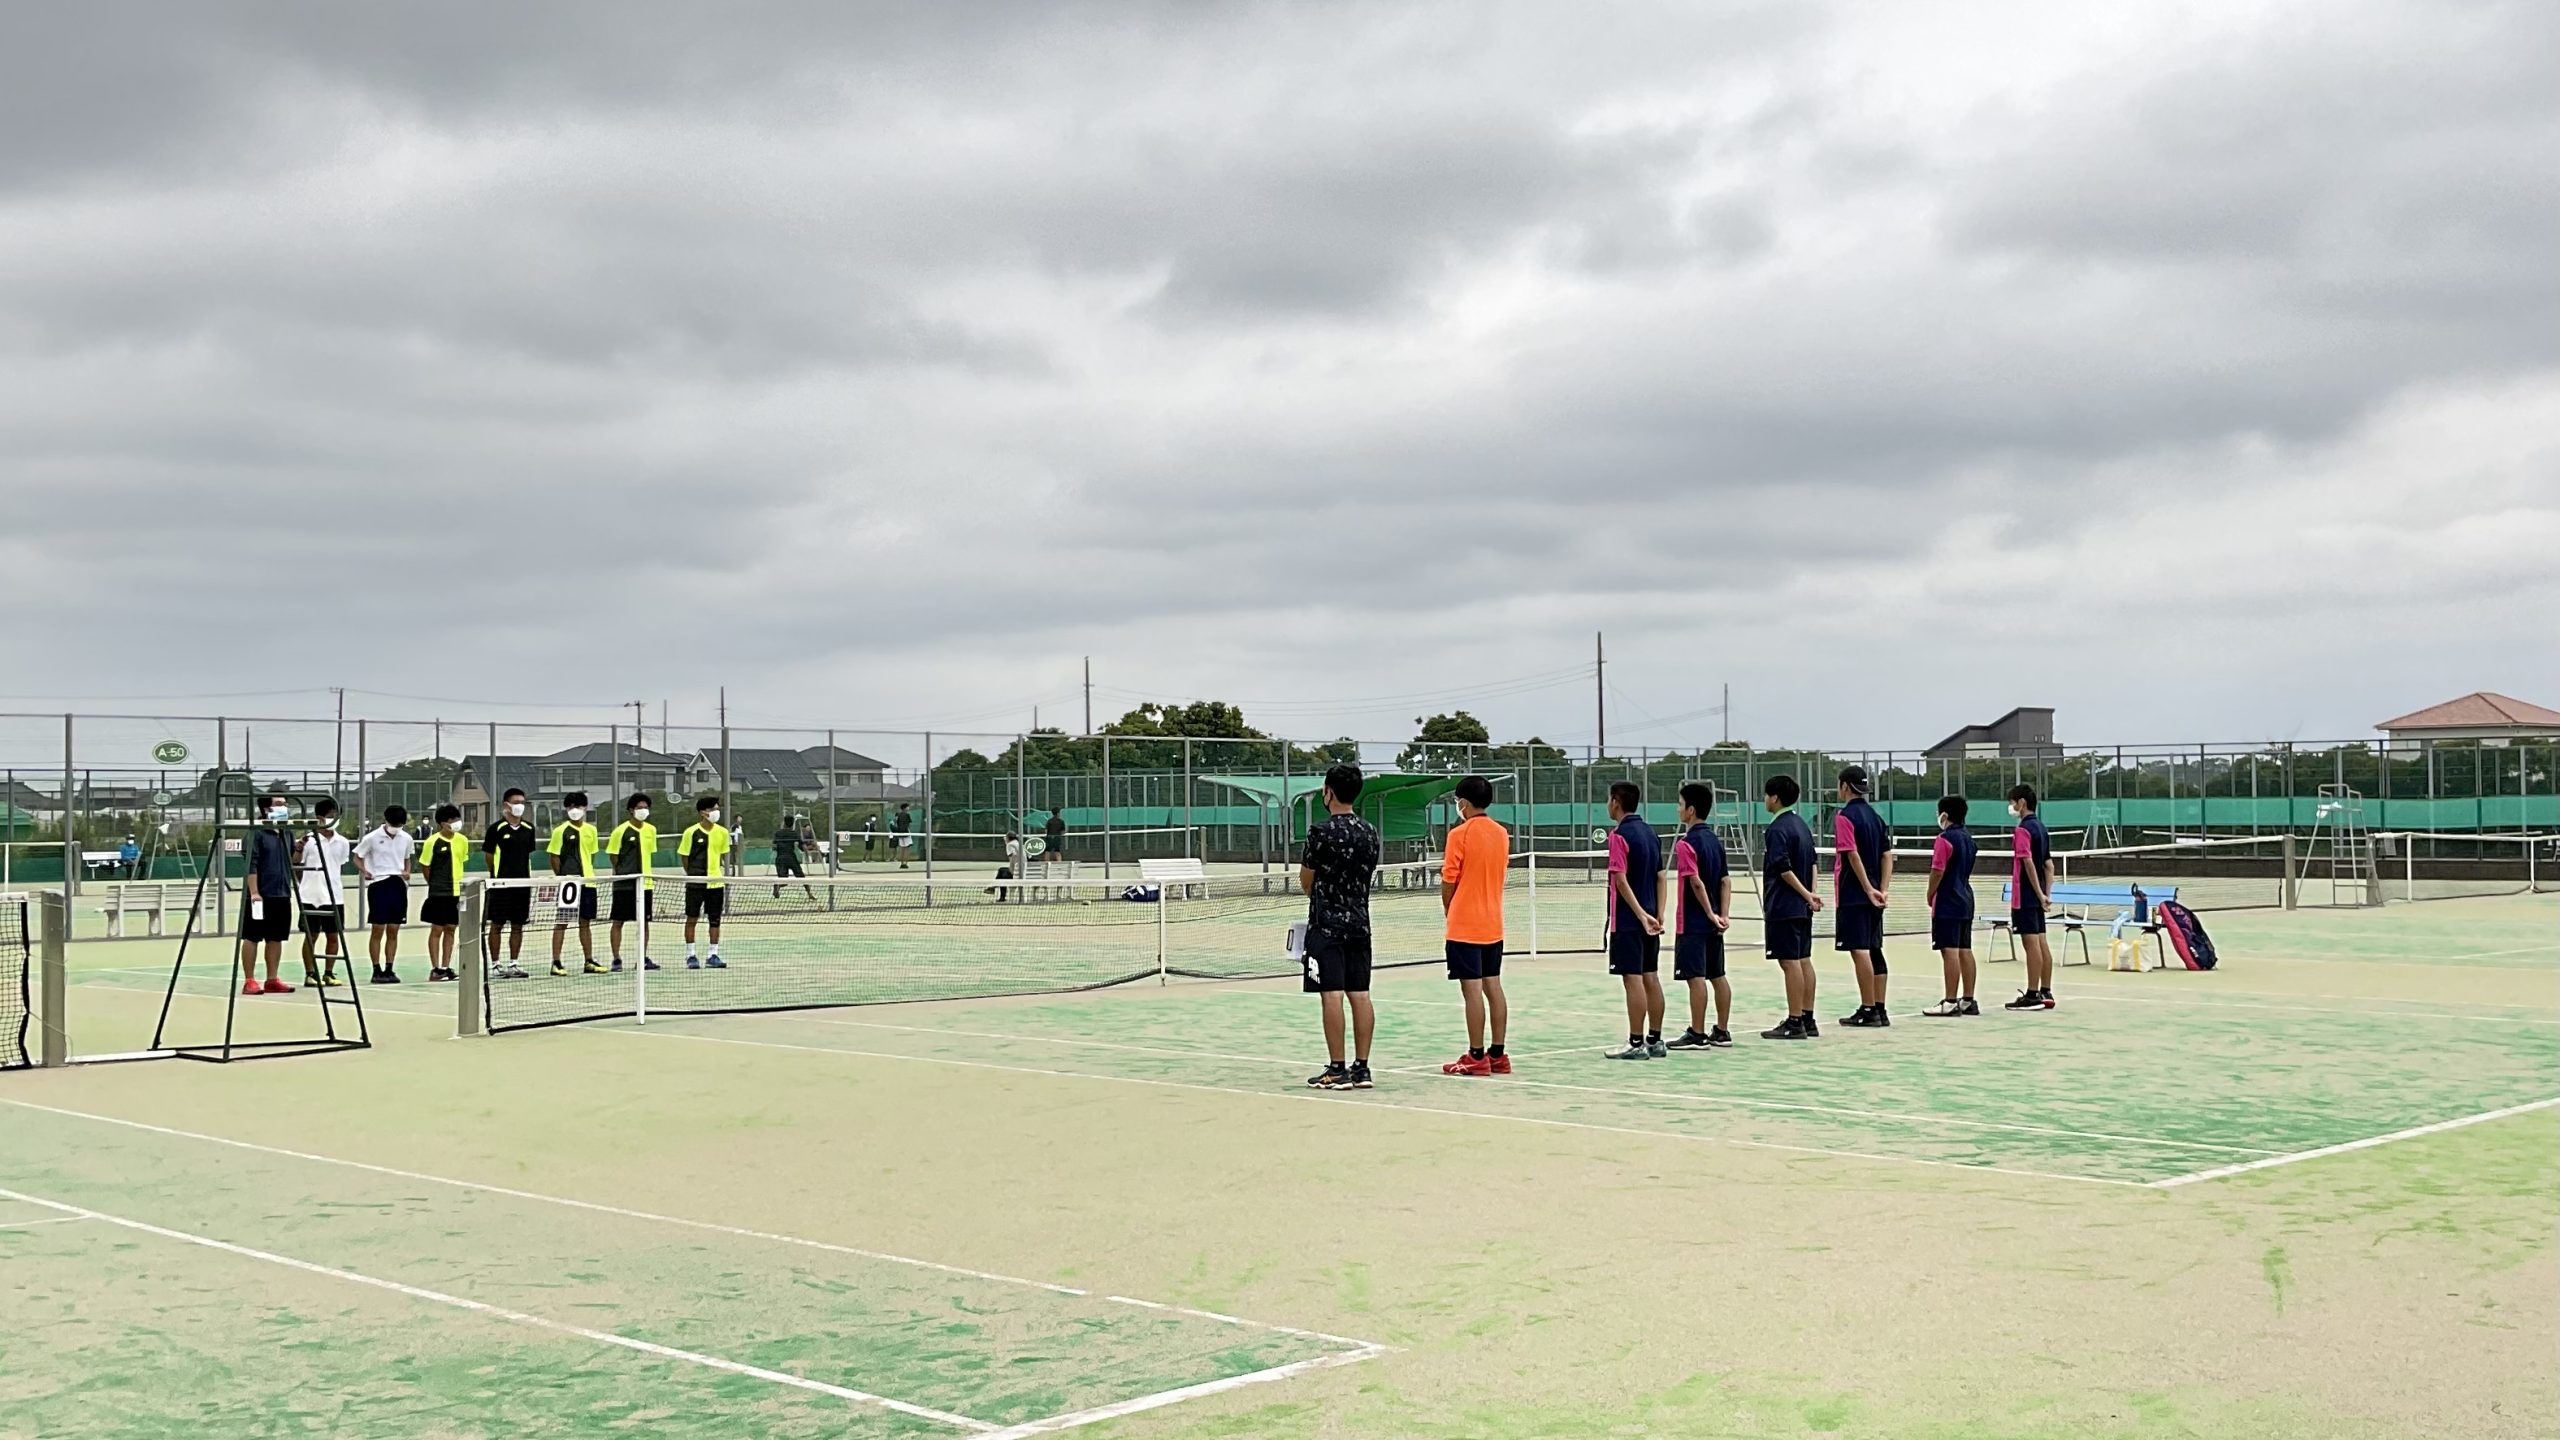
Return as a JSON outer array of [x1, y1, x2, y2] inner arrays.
[[1300, 763, 1381, 1090]]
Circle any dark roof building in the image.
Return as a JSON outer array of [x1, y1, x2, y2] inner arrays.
[[1923, 707, 2061, 761]]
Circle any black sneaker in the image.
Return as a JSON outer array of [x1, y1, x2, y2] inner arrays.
[[2039, 989, 2056, 1010], [1839, 1005, 1874, 1027], [1664, 1029, 1712, 1050], [1922, 998, 1965, 1018], [378, 968, 401, 985], [1308, 1063, 1352, 1089], [2004, 990, 2043, 1010], [1706, 1027, 1734, 1047], [1348, 1061, 1374, 1090], [1958, 997, 1982, 1017], [1870, 1006, 1890, 1027], [1799, 1015, 1820, 1037], [1760, 1016, 1805, 1040]]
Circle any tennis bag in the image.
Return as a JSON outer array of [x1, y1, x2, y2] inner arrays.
[[2155, 899, 2218, 970]]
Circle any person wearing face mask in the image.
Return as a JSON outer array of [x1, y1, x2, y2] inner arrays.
[[417, 804, 470, 982], [238, 792, 298, 996], [1832, 764, 1894, 1028], [546, 791, 602, 976], [2003, 784, 2059, 1011], [481, 787, 538, 980], [294, 796, 353, 988], [354, 804, 417, 984], [679, 794, 732, 970], [607, 792, 660, 972]]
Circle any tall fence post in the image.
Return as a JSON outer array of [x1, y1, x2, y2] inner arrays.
[[2281, 833, 2299, 911], [827, 729, 841, 878], [61, 713, 75, 905], [39, 892, 67, 1066], [922, 732, 936, 883], [1182, 737, 1194, 860]]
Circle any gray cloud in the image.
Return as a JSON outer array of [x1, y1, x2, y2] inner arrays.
[[2, 0, 2554, 751]]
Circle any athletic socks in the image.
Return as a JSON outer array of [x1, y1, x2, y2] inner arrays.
[[1486, 1044, 1504, 1059], [1469, 1047, 1485, 1060], [1645, 1031, 1660, 1046]]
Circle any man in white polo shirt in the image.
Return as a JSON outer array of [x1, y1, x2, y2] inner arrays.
[[353, 804, 418, 984], [295, 797, 354, 987]]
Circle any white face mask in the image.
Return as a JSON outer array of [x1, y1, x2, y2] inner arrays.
[[706, 809, 721, 825], [266, 807, 289, 823], [507, 802, 525, 817], [321, 817, 338, 830], [441, 820, 459, 833], [566, 807, 587, 822], [2010, 803, 2026, 819], [632, 808, 651, 823]]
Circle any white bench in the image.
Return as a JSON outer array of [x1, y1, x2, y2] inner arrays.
[[1138, 857, 1208, 899], [100, 882, 199, 938], [81, 849, 130, 878]]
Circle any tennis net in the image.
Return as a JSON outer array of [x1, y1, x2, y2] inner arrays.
[[1, 893, 29, 1070], [2375, 831, 2560, 902]]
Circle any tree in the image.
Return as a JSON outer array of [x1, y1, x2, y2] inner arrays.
[[1398, 711, 1491, 770]]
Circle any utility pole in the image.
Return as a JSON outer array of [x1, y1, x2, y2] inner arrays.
[[1082, 657, 1093, 735], [1594, 631, 1606, 756]]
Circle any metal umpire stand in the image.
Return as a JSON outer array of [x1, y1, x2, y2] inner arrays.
[[146, 772, 372, 1063]]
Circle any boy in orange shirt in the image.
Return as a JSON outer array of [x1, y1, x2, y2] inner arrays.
[[1439, 774, 1513, 1077]]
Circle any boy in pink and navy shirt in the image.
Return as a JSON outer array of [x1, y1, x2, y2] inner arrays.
[[1831, 765, 1893, 1028]]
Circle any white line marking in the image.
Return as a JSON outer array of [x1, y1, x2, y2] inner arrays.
[[625, 1027, 2148, 1188], [974, 1345, 1388, 1440], [2054, 991, 2560, 1026], [0, 1183, 993, 1431], [785, 1016, 2270, 1156], [2150, 1097, 2560, 1188], [0, 1215, 91, 1231], [0, 1099, 1379, 1354]]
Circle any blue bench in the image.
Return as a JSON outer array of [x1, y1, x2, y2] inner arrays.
[[1993, 882, 2180, 967]]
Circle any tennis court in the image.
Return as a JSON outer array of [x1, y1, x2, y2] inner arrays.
[[6, 885, 2556, 1438]]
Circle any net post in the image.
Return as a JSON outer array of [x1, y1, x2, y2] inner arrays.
[[1157, 884, 1168, 986], [2280, 832, 2298, 911], [1101, 736, 1113, 881], [457, 881, 485, 1038], [634, 879, 648, 1026], [39, 892, 68, 1066]]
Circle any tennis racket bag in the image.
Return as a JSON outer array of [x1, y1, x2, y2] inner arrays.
[[2156, 899, 2217, 970]]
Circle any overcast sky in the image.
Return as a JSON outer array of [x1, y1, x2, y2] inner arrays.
[[3, 0, 2554, 758]]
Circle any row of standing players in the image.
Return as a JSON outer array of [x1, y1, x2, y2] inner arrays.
[[232, 787, 767, 993], [1293, 764, 2063, 1090]]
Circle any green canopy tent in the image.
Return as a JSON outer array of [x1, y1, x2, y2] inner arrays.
[[1194, 772, 1500, 852]]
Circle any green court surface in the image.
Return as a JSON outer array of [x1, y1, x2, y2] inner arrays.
[[5, 893, 2555, 1438]]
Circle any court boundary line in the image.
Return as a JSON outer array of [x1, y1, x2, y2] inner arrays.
[[621, 1026, 2151, 1188], [0, 1098, 1384, 1362], [978, 1339, 1387, 1440], [783, 1015, 2277, 1157], [0, 1182, 993, 1431], [2148, 1096, 2560, 1188], [0, 1214, 92, 1231]]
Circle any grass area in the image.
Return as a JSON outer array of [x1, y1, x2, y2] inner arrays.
[[3, 892, 2554, 1437]]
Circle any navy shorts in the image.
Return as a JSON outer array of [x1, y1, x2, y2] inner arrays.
[[1607, 929, 1661, 976], [239, 894, 291, 944], [1765, 915, 1813, 962], [365, 878, 408, 927], [1302, 929, 1373, 993], [610, 881, 652, 925], [1834, 905, 1884, 952], [420, 894, 459, 928], [1445, 940, 1503, 981], [1673, 927, 1725, 981], [2011, 905, 2047, 937], [1931, 913, 1973, 950]]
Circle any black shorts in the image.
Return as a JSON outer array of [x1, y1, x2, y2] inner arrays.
[[365, 878, 408, 927], [1931, 913, 1973, 950], [1607, 929, 1661, 976], [609, 881, 652, 925], [684, 884, 726, 923], [2011, 905, 2047, 937], [421, 894, 460, 928], [488, 884, 532, 927], [775, 853, 806, 878], [1301, 929, 1373, 994], [1765, 915, 1813, 962], [551, 880, 599, 925], [239, 895, 291, 943], [1444, 940, 1503, 981], [1673, 927, 1725, 981], [1835, 905, 1885, 952], [298, 903, 342, 936]]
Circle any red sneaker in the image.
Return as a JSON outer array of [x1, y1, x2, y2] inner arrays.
[[241, 981, 264, 997], [262, 978, 295, 994], [1441, 1053, 1493, 1077], [1487, 1053, 1513, 1075]]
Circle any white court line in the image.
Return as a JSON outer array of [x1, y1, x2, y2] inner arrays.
[[2056, 991, 2560, 1026], [0, 1098, 1379, 1355], [624, 1027, 2149, 1189], [2150, 1097, 2560, 1188], [0, 1183, 992, 1431], [976, 1344, 1388, 1440], [0, 1215, 92, 1231], [783, 1014, 2269, 1156]]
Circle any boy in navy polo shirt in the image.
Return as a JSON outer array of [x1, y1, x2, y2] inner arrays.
[[1922, 795, 1980, 1017], [1758, 775, 1823, 1039], [1665, 781, 1733, 1049], [1602, 781, 1665, 1060], [1832, 765, 1894, 1028], [2004, 784, 2058, 1010]]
